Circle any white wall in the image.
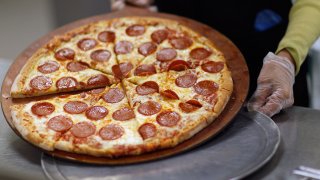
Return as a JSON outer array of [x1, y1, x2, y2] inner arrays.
[[0, 0, 111, 61], [0, 0, 55, 61]]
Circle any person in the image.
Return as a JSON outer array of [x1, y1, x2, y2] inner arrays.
[[111, 0, 320, 117]]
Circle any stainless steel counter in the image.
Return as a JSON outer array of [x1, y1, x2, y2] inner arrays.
[[0, 59, 46, 180], [1, 59, 320, 180], [247, 106, 320, 179]]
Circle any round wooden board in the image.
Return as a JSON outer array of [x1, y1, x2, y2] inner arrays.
[[1, 7, 249, 165]]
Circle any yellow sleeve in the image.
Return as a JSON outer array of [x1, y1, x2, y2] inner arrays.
[[276, 0, 320, 74]]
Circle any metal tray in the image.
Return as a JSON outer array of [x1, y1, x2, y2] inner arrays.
[[41, 110, 280, 180]]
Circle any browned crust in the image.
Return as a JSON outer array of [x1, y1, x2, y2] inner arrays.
[[11, 48, 52, 98], [176, 112, 218, 145], [214, 70, 233, 115], [10, 21, 116, 98]]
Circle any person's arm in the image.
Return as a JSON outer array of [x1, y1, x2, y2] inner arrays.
[[248, 0, 320, 117], [276, 0, 320, 74]]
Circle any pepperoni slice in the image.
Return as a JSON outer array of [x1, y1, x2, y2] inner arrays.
[[175, 73, 197, 88], [169, 37, 193, 50], [30, 76, 52, 91], [190, 48, 212, 60], [90, 49, 111, 62], [138, 101, 162, 116], [66, 62, 88, 72], [37, 61, 59, 74], [71, 121, 96, 138], [186, 99, 203, 107], [156, 48, 177, 62], [56, 77, 78, 90], [139, 123, 157, 140], [99, 124, 124, 140], [126, 25, 145, 36], [98, 31, 115, 43], [87, 74, 110, 87], [119, 62, 133, 77], [102, 88, 125, 103], [112, 65, 123, 80], [64, 101, 88, 114], [47, 115, 73, 132], [160, 90, 179, 100], [156, 111, 181, 127], [55, 48, 75, 61], [77, 38, 97, 51], [194, 80, 219, 96], [88, 88, 105, 94], [201, 61, 224, 73], [138, 42, 157, 56], [112, 107, 135, 121], [179, 100, 202, 113], [167, 60, 191, 71], [114, 41, 133, 55], [136, 81, 159, 95], [151, 29, 168, 44], [134, 64, 156, 76], [85, 106, 108, 120], [31, 102, 55, 116], [112, 62, 134, 80]]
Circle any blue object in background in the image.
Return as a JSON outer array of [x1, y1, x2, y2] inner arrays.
[[254, 9, 282, 32]]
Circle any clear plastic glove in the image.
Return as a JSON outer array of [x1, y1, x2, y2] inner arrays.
[[111, 0, 126, 11], [247, 52, 295, 117], [111, 0, 156, 11]]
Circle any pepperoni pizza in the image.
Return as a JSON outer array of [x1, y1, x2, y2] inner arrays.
[[10, 17, 233, 157]]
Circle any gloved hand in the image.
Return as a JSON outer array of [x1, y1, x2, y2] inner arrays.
[[111, 0, 126, 11], [111, 0, 156, 11], [247, 51, 295, 117]]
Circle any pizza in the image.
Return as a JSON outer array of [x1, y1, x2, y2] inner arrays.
[[10, 17, 233, 158]]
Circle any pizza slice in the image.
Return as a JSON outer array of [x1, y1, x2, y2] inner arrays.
[[165, 65, 233, 114], [11, 49, 118, 98], [10, 87, 106, 151], [122, 77, 218, 151], [110, 17, 181, 79], [53, 22, 118, 75], [54, 84, 143, 157], [138, 26, 225, 74]]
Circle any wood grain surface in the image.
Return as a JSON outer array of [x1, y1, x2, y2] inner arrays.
[[1, 7, 249, 165]]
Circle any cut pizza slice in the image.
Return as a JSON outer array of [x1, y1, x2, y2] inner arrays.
[[111, 18, 150, 68], [125, 58, 232, 115], [54, 84, 144, 157], [11, 49, 118, 98], [53, 22, 119, 75], [138, 27, 225, 75], [122, 78, 219, 151], [10, 87, 106, 151], [165, 64, 233, 114], [110, 17, 182, 78]]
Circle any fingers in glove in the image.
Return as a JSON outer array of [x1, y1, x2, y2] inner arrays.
[[257, 90, 293, 117], [112, 0, 157, 12], [258, 98, 282, 117], [247, 84, 272, 112], [111, 0, 126, 11], [126, 0, 154, 7]]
